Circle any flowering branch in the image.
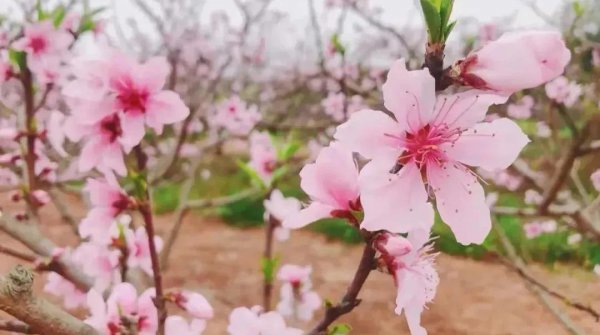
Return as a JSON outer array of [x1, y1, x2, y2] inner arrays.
[[0, 265, 97, 335], [308, 243, 375, 335]]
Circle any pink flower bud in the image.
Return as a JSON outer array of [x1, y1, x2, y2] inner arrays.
[[174, 291, 214, 319], [456, 31, 571, 93], [382, 234, 413, 257], [32, 190, 50, 206]]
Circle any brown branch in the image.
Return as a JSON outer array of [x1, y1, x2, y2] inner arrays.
[[538, 126, 589, 213], [308, 244, 375, 335], [0, 319, 35, 334], [0, 266, 98, 335], [48, 188, 79, 236]]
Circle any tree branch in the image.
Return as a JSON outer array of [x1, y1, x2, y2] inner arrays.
[[0, 266, 98, 335], [0, 319, 35, 334], [308, 244, 375, 335]]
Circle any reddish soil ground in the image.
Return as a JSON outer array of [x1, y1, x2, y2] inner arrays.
[[1, 201, 599, 335]]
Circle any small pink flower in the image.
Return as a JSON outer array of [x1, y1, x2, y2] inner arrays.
[[545, 76, 582, 107], [321, 92, 345, 122], [536, 121, 551, 138], [524, 221, 546, 239], [456, 31, 570, 93], [72, 243, 121, 291], [375, 230, 438, 335], [166, 316, 207, 335], [507, 95, 534, 119], [524, 189, 543, 205], [79, 176, 130, 242], [44, 272, 86, 309], [264, 190, 301, 223], [590, 169, 600, 191], [212, 96, 261, 135], [85, 283, 157, 335], [283, 142, 360, 229], [12, 21, 73, 75], [335, 59, 529, 244], [125, 227, 164, 276], [227, 307, 303, 335], [249, 131, 277, 184], [0, 60, 13, 83], [171, 290, 214, 320]]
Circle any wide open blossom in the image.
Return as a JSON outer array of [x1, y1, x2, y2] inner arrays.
[[63, 48, 190, 150], [85, 283, 157, 335], [79, 176, 130, 242], [335, 60, 529, 244], [227, 306, 303, 335], [375, 230, 439, 335], [282, 142, 360, 229], [72, 242, 121, 292], [455, 31, 570, 94], [12, 21, 73, 75], [64, 114, 128, 175], [212, 95, 261, 136], [276, 265, 321, 321]]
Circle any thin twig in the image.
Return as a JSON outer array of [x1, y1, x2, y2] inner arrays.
[[0, 319, 35, 334], [0, 244, 36, 263]]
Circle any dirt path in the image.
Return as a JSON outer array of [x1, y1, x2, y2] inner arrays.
[[1, 203, 599, 334]]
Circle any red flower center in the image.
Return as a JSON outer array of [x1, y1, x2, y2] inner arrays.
[[398, 124, 452, 170], [117, 87, 149, 113], [29, 36, 47, 54], [100, 114, 123, 143]]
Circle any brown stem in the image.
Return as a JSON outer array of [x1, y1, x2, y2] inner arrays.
[[538, 125, 589, 213], [262, 214, 277, 311], [308, 244, 375, 335], [424, 42, 453, 91], [139, 204, 167, 335], [0, 266, 98, 335], [135, 144, 167, 335], [19, 67, 38, 200]]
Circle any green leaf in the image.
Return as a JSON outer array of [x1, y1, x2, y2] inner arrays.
[[330, 34, 346, 55], [278, 141, 301, 161], [261, 256, 279, 284], [444, 20, 457, 41], [8, 49, 26, 70], [52, 5, 67, 28], [572, 1, 584, 17], [329, 324, 352, 335], [236, 160, 266, 189], [36, 0, 48, 20], [440, 0, 454, 28], [271, 166, 288, 184], [420, 0, 442, 42]]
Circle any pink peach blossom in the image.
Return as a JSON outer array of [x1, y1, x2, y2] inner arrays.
[[249, 131, 277, 184], [212, 96, 261, 135], [456, 31, 570, 93], [13, 21, 73, 75], [321, 92, 345, 122], [506, 95, 534, 119], [172, 291, 214, 320], [276, 265, 321, 321], [85, 283, 157, 335], [375, 230, 438, 335], [126, 227, 164, 276], [72, 242, 121, 291], [545, 76, 582, 107], [335, 59, 529, 244], [264, 190, 301, 223], [44, 272, 86, 309], [79, 176, 130, 242], [536, 121, 551, 138], [283, 142, 360, 229]]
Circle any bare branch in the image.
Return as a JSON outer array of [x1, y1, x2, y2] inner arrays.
[[0, 266, 98, 335]]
